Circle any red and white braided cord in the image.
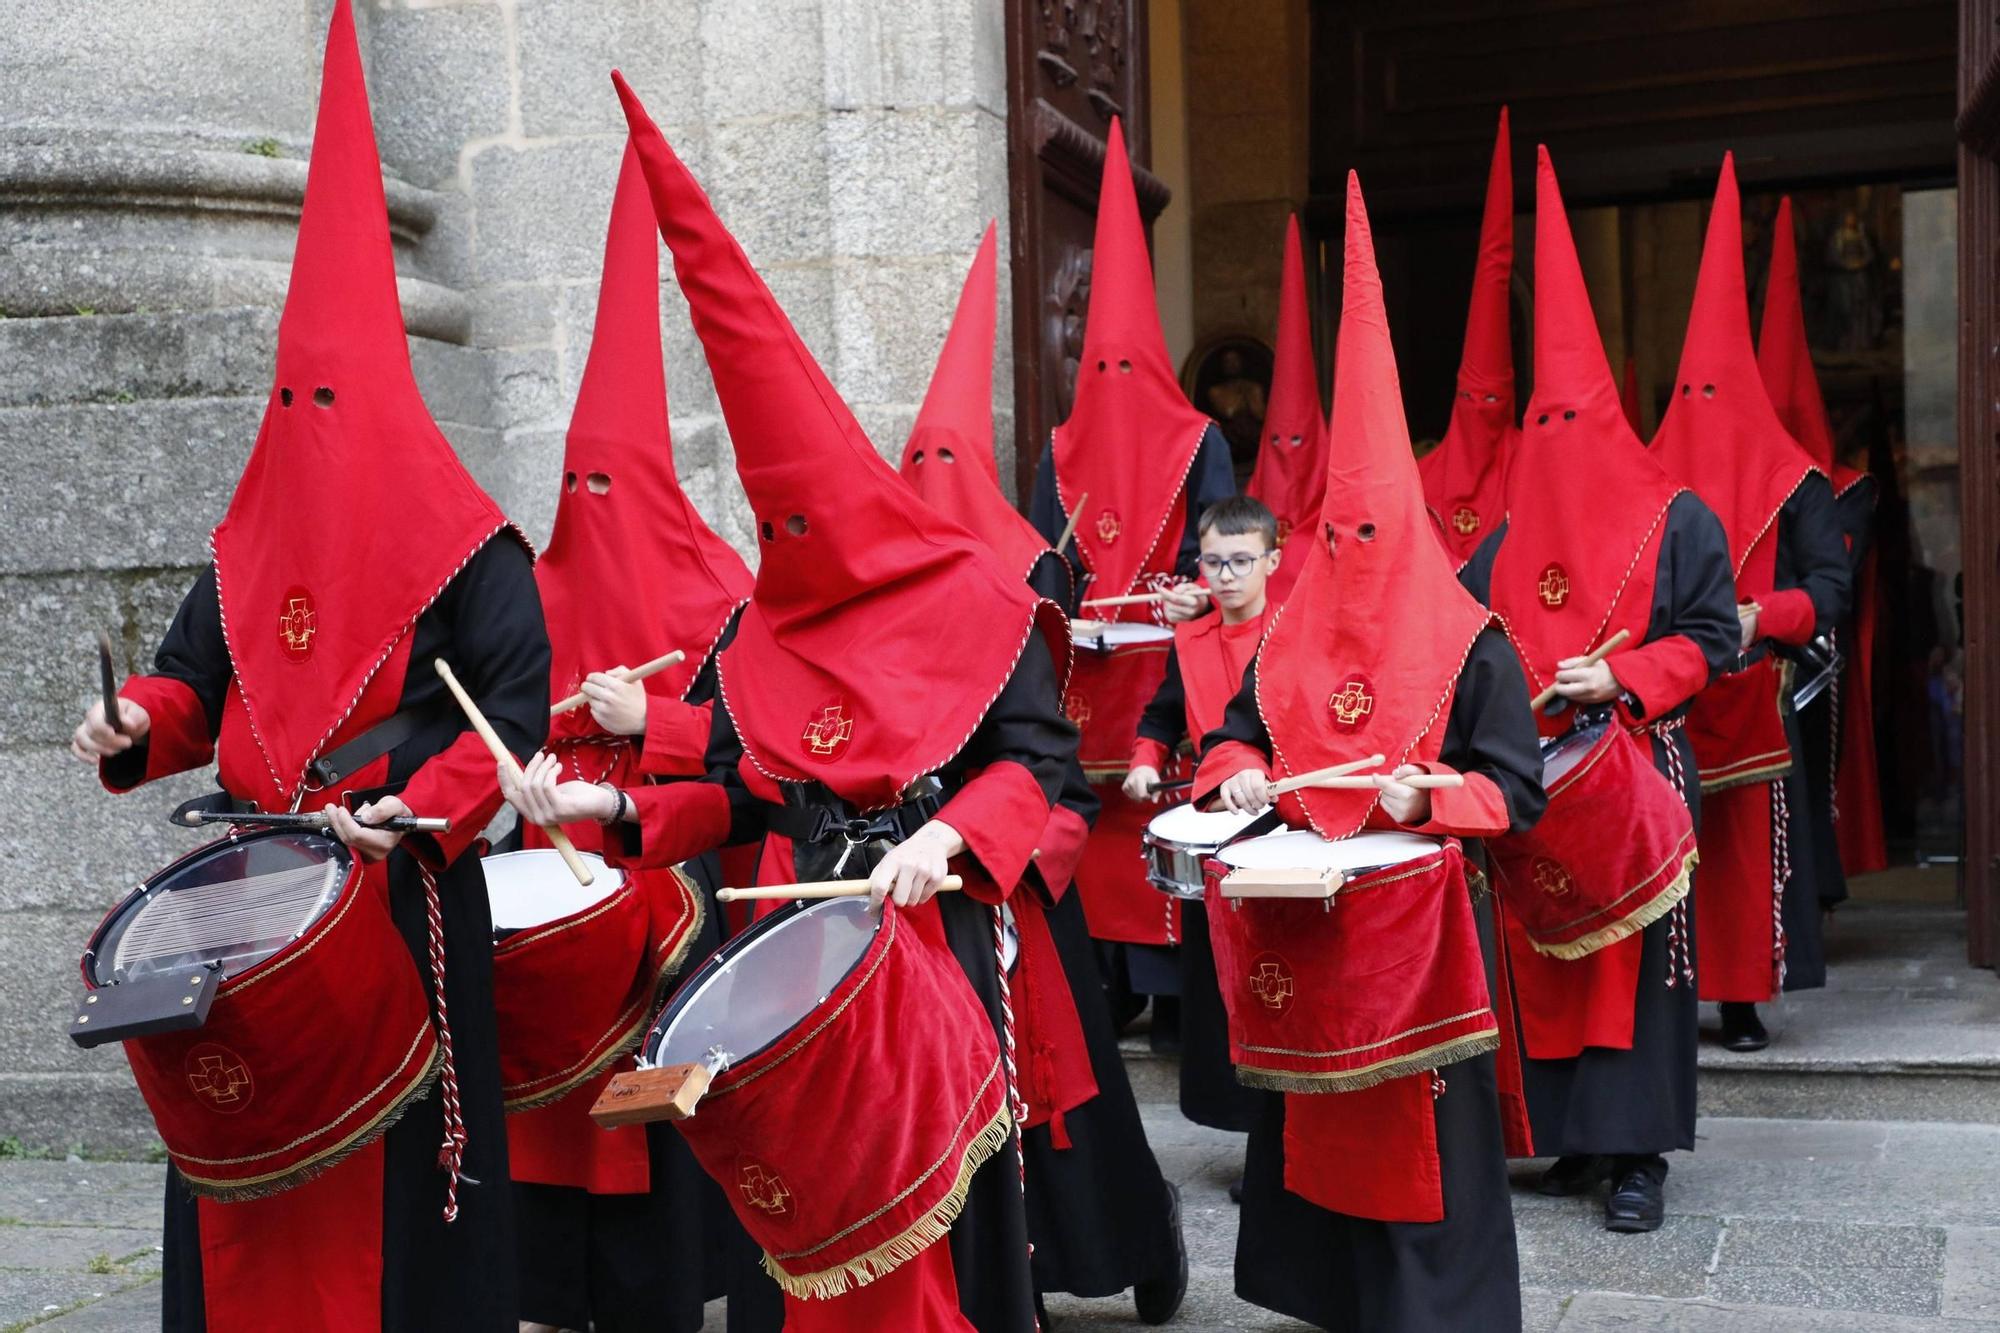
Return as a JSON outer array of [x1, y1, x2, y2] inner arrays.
[[990, 907, 1027, 1195], [1652, 717, 1696, 988], [1770, 778, 1790, 989], [1826, 629, 1843, 824], [419, 865, 467, 1223]]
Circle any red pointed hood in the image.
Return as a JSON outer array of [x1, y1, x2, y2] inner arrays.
[[1255, 173, 1493, 840], [1649, 155, 1820, 576], [1051, 117, 1212, 609], [539, 142, 752, 743], [1759, 196, 1865, 495], [1419, 107, 1518, 568], [1245, 214, 1326, 602], [210, 0, 520, 806], [1490, 147, 1687, 706], [614, 73, 1066, 810], [899, 223, 1055, 585]]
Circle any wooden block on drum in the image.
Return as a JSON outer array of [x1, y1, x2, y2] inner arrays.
[[590, 1062, 712, 1127], [1219, 867, 1343, 901]]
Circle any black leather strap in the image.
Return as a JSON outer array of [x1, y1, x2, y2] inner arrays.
[[308, 704, 439, 788]]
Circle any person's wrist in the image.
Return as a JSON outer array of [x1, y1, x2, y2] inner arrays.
[[594, 783, 626, 824]]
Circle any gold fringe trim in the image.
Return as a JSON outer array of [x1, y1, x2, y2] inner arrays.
[[761, 1105, 1014, 1301], [1529, 850, 1697, 961], [1700, 756, 1793, 794], [1236, 1028, 1500, 1095], [177, 1047, 441, 1203], [501, 869, 708, 1114]]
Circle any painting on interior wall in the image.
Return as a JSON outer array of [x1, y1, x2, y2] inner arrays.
[[1181, 335, 1273, 488]]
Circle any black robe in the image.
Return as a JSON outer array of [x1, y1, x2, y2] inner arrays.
[[513, 605, 780, 1333], [1019, 756, 1181, 1301], [1134, 645, 1262, 1134], [1797, 475, 1877, 909], [1461, 493, 1738, 1158], [1027, 422, 1238, 612], [118, 540, 548, 1333], [1769, 473, 1853, 992], [1200, 634, 1545, 1333], [632, 645, 1077, 1333]]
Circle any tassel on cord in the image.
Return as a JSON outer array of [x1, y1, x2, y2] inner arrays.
[[419, 864, 467, 1222]]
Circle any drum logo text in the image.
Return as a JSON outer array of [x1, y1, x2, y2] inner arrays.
[[277, 586, 318, 661], [739, 1162, 792, 1216], [185, 1044, 254, 1114], [801, 700, 853, 759], [1095, 509, 1122, 546], [1451, 506, 1481, 537], [1248, 954, 1295, 1013], [1536, 564, 1571, 610], [1328, 677, 1374, 730], [1532, 857, 1575, 900]]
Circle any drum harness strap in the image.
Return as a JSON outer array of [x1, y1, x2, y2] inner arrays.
[[1647, 714, 1697, 988], [765, 778, 945, 877]]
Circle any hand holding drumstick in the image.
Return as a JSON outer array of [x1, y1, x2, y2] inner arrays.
[[1533, 628, 1633, 711]]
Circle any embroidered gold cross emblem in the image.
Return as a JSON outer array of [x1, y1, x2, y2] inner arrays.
[[278, 596, 316, 656], [1249, 960, 1294, 1011], [1095, 509, 1122, 545], [1533, 857, 1575, 899], [186, 1047, 252, 1111], [1451, 506, 1481, 536], [1329, 680, 1374, 727], [740, 1164, 791, 1215], [801, 703, 853, 757], [1537, 565, 1570, 609]]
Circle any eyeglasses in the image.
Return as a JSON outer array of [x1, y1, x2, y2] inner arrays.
[[1197, 552, 1269, 579]]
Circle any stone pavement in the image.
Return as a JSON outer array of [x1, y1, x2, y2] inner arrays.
[[1, 1111, 1998, 1332]]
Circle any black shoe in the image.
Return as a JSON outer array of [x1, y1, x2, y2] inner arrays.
[[1718, 1002, 1770, 1052], [1535, 1154, 1605, 1197], [1227, 1174, 1244, 1205], [1604, 1164, 1665, 1233], [1132, 1182, 1187, 1325]]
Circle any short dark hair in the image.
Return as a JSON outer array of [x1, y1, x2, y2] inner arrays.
[[1198, 495, 1277, 549]]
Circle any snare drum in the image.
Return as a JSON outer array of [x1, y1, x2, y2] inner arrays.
[[1143, 803, 1267, 899], [639, 898, 1010, 1300], [485, 850, 702, 1112], [1489, 719, 1696, 960], [1202, 830, 1498, 1092], [1065, 621, 1181, 945], [74, 830, 438, 1199]]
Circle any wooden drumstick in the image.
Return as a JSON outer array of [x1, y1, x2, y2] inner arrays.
[[1080, 592, 1169, 608], [434, 658, 594, 887], [1054, 491, 1088, 556], [717, 875, 966, 903], [549, 650, 686, 716], [96, 632, 125, 736], [1287, 772, 1466, 790], [1528, 627, 1633, 712], [1267, 753, 1388, 797]]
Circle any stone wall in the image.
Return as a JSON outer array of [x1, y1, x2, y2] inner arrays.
[[0, 0, 1009, 1151]]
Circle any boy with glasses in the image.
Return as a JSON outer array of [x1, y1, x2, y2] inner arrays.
[[1122, 496, 1282, 1157]]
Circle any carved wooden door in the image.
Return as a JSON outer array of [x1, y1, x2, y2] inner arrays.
[[1003, 0, 1169, 501]]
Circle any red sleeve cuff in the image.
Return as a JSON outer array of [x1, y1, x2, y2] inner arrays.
[[1757, 588, 1817, 646], [1192, 740, 1268, 811], [102, 676, 214, 791], [1028, 803, 1091, 905], [935, 760, 1053, 906], [610, 781, 732, 870], [396, 731, 509, 869], [1408, 767, 1511, 838], [637, 699, 712, 778], [1128, 737, 1172, 774], [1611, 636, 1712, 721]]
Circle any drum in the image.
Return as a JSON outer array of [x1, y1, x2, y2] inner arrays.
[[1791, 633, 1843, 709], [1065, 621, 1180, 945], [1143, 803, 1267, 899], [484, 849, 702, 1113], [1214, 829, 1440, 902], [73, 829, 438, 1199], [1489, 719, 1696, 960], [1202, 830, 1498, 1092], [633, 898, 1010, 1300]]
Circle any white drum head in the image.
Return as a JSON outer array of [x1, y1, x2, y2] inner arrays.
[[1217, 830, 1441, 873], [1092, 622, 1175, 646], [483, 849, 620, 931], [1145, 802, 1265, 847], [654, 896, 880, 1069]]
